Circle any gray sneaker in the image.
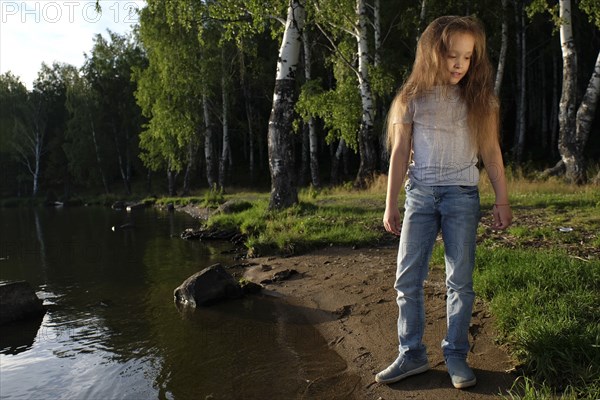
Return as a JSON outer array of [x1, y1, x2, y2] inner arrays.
[[446, 358, 477, 389], [375, 356, 430, 384]]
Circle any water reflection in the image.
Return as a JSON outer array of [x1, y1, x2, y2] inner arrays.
[[0, 313, 45, 355], [0, 207, 359, 399]]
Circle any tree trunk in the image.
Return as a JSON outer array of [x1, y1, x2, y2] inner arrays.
[[331, 138, 346, 185], [495, 0, 508, 96], [416, 0, 427, 43], [540, 57, 549, 151], [219, 58, 231, 189], [355, 0, 376, 188], [111, 124, 131, 195], [374, 0, 388, 173], [22, 98, 47, 197], [300, 122, 309, 186], [573, 50, 600, 179], [167, 168, 177, 196], [373, 0, 382, 67], [512, 0, 526, 162], [267, 0, 304, 210], [203, 93, 216, 189], [302, 29, 320, 188], [90, 120, 110, 194], [550, 52, 560, 157], [32, 122, 43, 197], [557, 0, 583, 184], [182, 136, 198, 196], [239, 52, 256, 181]]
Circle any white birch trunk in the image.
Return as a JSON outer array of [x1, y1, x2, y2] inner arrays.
[[16, 97, 47, 197], [374, 0, 381, 67], [33, 128, 42, 196], [557, 0, 582, 183], [494, 0, 508, 96], [268, 0, 304, 209], [355, 0, 376, 187], [574, 49, 600, 167], [416, 0, 427, 42]]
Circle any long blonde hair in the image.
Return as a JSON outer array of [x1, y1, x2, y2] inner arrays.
[[386, 15, 499, 156]]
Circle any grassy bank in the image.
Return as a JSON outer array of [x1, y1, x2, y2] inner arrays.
[[205, 175, 599, 399]]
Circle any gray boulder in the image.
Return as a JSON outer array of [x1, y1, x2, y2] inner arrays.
[[0, 281, 45, 325], [174, 264, 244, 307]]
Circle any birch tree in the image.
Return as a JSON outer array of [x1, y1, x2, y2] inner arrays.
[[495, 0, 509, 96], [302, 29, 320, 188], [310, 0, 377, 187], [267, 0, 305, 208], [557, 1, 600, 183], [536, 0, 600, 183], [11, 63, 72, 196]]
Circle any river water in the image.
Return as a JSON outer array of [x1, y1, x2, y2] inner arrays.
[[0, 207, 358, 399]]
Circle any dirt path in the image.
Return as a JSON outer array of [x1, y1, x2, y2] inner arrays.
[[244, 245, 516, 399]]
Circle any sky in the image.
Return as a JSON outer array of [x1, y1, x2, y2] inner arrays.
[[0, 0, 146, 89]]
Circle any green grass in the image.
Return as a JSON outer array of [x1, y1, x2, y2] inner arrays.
[[474, 248, 600, 392], [207, 194, 385, 256]]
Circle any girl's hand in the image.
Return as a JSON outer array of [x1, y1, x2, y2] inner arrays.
[[383, 207, 402, 236], [492, 204, 512, 230]]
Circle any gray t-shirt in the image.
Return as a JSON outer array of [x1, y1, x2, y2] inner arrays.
[[400, 85, 479, 186]]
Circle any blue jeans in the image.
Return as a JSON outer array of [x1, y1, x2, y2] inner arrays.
[[395, 180, 480, 361]]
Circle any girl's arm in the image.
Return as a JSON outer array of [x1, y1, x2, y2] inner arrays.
[[480, 142, 512, 230], [383, 123, 412, 236]]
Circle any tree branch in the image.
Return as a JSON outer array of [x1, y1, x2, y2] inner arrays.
[[315, 22, 359, 77]]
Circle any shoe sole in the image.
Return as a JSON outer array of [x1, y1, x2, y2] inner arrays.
[[452, 377, 477, 389], [375, 363, 430, 384]]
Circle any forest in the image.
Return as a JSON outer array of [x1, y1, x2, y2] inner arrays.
[[0, 0, 599, 207]]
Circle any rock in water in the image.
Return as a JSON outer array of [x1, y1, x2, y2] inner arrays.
[[0, 281, 45, 325], [173, 264, 243, 307]]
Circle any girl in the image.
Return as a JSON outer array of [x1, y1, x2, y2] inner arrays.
[[376, 16, 512, 389]]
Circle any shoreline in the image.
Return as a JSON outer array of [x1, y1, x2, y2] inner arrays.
[[244, 245, 516, 399]]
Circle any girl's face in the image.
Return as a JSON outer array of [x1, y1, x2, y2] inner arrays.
[[444, 32, 475, 85]]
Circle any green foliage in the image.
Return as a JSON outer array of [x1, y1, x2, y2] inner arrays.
[[369, 64, 397, 99], [81, 31, 146, 194], [526, 0, 560, 27], [295, 77, 361, 150], [135, 1, 207, 174], [580, 0, 600, 29], [0, 72, 28, 159]]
